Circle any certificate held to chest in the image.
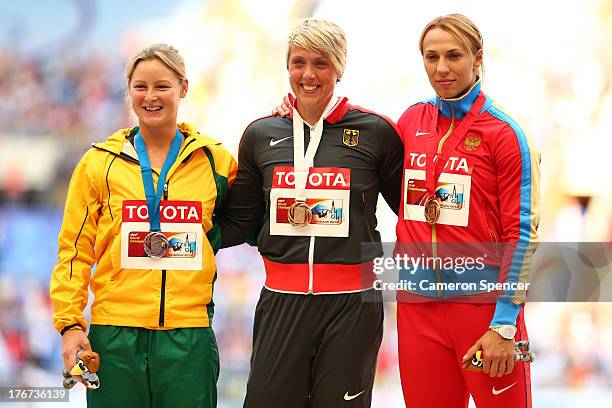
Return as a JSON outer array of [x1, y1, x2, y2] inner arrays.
[[120, 200, 204, 270], [270, 166, 351, 237]]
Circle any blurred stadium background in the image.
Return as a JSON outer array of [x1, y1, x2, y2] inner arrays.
[[0, 0, 611, 406]]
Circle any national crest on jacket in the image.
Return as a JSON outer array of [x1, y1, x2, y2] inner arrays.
[[463, 135, 481, 151], [342, 129, 359, 147]]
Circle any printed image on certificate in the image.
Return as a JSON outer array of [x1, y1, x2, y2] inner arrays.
[[403, 169, 471, 226], [270, 167, 351, 237], [120, 200, 203, 270]]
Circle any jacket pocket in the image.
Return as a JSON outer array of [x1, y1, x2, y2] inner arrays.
[[109, 232, 122, 282], [483, 201, 501, 259]]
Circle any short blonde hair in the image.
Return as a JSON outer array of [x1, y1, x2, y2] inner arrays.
[[419, 14, 484, 76], [125, 43, 186, 83], [286, 19, 347, 77]]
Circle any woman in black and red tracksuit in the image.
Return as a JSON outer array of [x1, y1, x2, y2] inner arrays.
[[217, 19, 403, 408]]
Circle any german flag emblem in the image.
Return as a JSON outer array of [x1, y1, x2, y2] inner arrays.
[[343, 129, 359, 147]]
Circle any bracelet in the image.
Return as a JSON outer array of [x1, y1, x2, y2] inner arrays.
[[60, 324, 84, 336]]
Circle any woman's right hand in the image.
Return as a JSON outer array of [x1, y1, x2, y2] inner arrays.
[[271, 95, 292, 116], [61, 329, 92, 380]]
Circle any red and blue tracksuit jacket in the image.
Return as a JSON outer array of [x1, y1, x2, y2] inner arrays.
[[395, 81, 540, 326]]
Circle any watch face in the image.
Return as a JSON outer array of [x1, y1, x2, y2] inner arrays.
[[500, 326, 516, 339]]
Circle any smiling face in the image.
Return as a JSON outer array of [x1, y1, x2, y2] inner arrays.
[[422, 27, 482, 99], [128, 58, 187, 130], [288, 45, 338, 120]]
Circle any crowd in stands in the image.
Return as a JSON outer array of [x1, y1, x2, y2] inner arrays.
[[0, 47, 129, 143]]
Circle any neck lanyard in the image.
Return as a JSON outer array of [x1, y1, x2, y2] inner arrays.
[[134, 129, 183, 232], [292, 97, 340, 201], [425, 92, 486, 195]]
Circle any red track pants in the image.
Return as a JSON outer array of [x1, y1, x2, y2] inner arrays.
[[397, 302, 532, 408]]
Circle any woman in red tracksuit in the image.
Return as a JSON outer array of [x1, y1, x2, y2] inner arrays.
[[395, 14, 540, 408]]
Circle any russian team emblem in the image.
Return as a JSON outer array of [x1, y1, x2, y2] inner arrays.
[[464, 135, 481, 151], [342, 129, 359, 147]]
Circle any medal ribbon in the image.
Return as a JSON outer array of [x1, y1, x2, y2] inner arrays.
[[134, 129, 183, 232], [425, 92, 486, 196], [292, 97, 341, 201]]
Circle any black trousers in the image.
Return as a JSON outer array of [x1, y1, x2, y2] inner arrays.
[[244, 288, 383, 408]]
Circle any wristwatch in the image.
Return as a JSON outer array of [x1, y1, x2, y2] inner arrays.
[[489, 325, 516, 340]]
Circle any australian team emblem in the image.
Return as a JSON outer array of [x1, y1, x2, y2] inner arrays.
[[464, 135, 481, 151], [342, 129, 359, 147]]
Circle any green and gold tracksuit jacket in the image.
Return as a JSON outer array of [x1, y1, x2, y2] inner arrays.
[[50, 123, 237, 334]]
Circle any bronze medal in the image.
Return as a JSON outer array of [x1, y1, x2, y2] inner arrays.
[[424, 196, 441, 225], [288, 201, 312, 227], [144, 231, 169, 258]]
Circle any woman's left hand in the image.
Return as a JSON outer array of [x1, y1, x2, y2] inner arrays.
[[271, 95, 292, 116], [462, 330, 515, 377]]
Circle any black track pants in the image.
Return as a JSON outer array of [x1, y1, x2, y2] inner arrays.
[[244, 288, 383, 408]]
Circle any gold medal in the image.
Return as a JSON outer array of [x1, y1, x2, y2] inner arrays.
[[288, 201, 312, 227], [144, 231, 169, 258], [424, 196, 441, 225]]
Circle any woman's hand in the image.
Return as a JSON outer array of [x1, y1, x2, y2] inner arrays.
[[61, 329, 92, 382], [271, 95, 292, 116], [462, 330, 515, 377]]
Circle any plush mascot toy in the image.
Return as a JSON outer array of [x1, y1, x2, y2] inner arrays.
[[463, 340, 535, 373], [62, 349, 101, 389]]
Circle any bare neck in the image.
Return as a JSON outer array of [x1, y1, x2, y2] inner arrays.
[[296, 100, 331, 126]]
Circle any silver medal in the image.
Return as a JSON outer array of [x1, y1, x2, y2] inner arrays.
[[144, 231, 169, 258]]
